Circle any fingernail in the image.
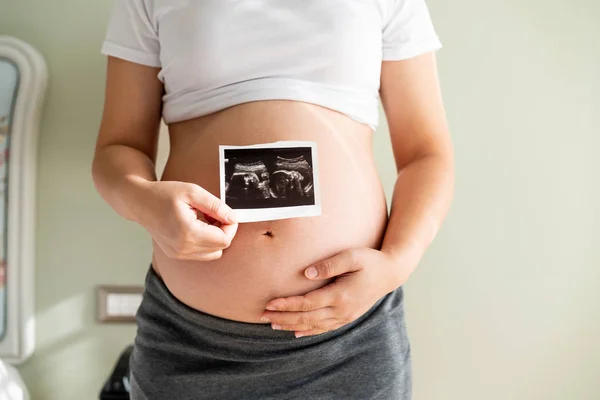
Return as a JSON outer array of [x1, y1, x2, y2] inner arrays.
[[305, 267, 318, 279], [260, 317, 271, 323], [266, 305, 277, 311], [272, 324, 282, 330], [295, 333, 304, 338]]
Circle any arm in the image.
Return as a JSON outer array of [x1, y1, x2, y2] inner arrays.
[[92, 56, 162, 223], [378, 51, 455, 286], [93, 57, 238, 261], [261, 52, 454, 336]]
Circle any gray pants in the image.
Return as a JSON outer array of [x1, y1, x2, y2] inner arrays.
[[130, 267, 412, 399]]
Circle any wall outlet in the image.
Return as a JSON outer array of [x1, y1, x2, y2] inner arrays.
[[96, 285, 144, 323]]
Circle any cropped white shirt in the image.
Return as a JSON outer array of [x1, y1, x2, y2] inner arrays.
[[101, 0, 442, 131]]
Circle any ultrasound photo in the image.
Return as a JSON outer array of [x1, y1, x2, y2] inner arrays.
[[219, 142, 321, 223]]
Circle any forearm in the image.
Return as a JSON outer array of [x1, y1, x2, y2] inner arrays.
[[91, 144, 157, 223], [380, 154, 455, 284]]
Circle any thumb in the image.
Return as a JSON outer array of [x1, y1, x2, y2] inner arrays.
[[304, 251, 362, 280], [186, 185, 238, 224]]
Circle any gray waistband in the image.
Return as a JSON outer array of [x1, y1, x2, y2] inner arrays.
[[131, 266, 411, 399], [142, 265, 392, 342]]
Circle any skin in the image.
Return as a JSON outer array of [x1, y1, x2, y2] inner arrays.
[[262, 53, 455, 337], [92, 51, 454, 338]]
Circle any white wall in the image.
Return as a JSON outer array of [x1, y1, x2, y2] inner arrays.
[[1, 0, 598, 399], [373, 0, 600, 399]]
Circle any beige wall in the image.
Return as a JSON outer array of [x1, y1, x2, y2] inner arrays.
[[1, 2, 148, 399], [389, 1, 600, 399], [1, 0, 599, 399]]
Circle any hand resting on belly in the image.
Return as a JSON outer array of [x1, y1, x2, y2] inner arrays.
[[148, 101, 389, 323]]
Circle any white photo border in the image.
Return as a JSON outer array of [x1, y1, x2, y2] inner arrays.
[[219, 141, 321, 223]]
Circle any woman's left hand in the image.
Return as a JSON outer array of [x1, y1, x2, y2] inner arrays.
[[261, 248, 405, 338]]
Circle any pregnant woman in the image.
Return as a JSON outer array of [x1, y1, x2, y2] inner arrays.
[[92, 1, 454, 399]]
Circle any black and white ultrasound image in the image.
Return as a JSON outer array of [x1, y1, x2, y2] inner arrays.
[[224, 147, 316, 209]]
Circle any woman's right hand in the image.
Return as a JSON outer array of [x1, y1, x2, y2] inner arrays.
[[134, 180, 238, 262]]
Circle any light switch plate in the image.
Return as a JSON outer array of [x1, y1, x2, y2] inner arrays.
[[96, 285, 144, 323]]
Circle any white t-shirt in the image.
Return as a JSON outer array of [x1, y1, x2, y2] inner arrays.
[[101, 0, 442, 131]]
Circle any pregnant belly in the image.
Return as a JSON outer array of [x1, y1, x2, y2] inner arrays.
[[154, 101, 389, 323]]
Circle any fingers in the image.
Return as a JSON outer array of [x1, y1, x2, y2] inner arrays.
[[221, 222, 239, 244], [152, 216, 234, 261], [260, 250, 377, 338], [187, 222, 233, 248], [162, 220, 238, 261], [157, 240, 225, 261], [202, 212, 219, 225], [191, 214, 238, 249], [175, 250, 224, 262], [261, 307, 343, 338], [265, 285, 337, 312], [144, 182, 240, 262], [294, 324, 345, 338], [276, 319, 339, 335], [181, 185, 239, 251], [261, 308, 334, 331], [186, 185, 237, 224], [304, 250, 363, 281]]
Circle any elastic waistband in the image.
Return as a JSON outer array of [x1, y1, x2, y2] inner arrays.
[[142, 265, 395, 342]]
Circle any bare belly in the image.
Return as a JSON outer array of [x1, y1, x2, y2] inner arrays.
[[154, 101, 389, 323]]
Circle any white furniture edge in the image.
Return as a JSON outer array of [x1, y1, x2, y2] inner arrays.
[[0, 36, 48, 364]]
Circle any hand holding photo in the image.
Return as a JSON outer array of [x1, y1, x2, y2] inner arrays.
[[219, 141, 321, 223]]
